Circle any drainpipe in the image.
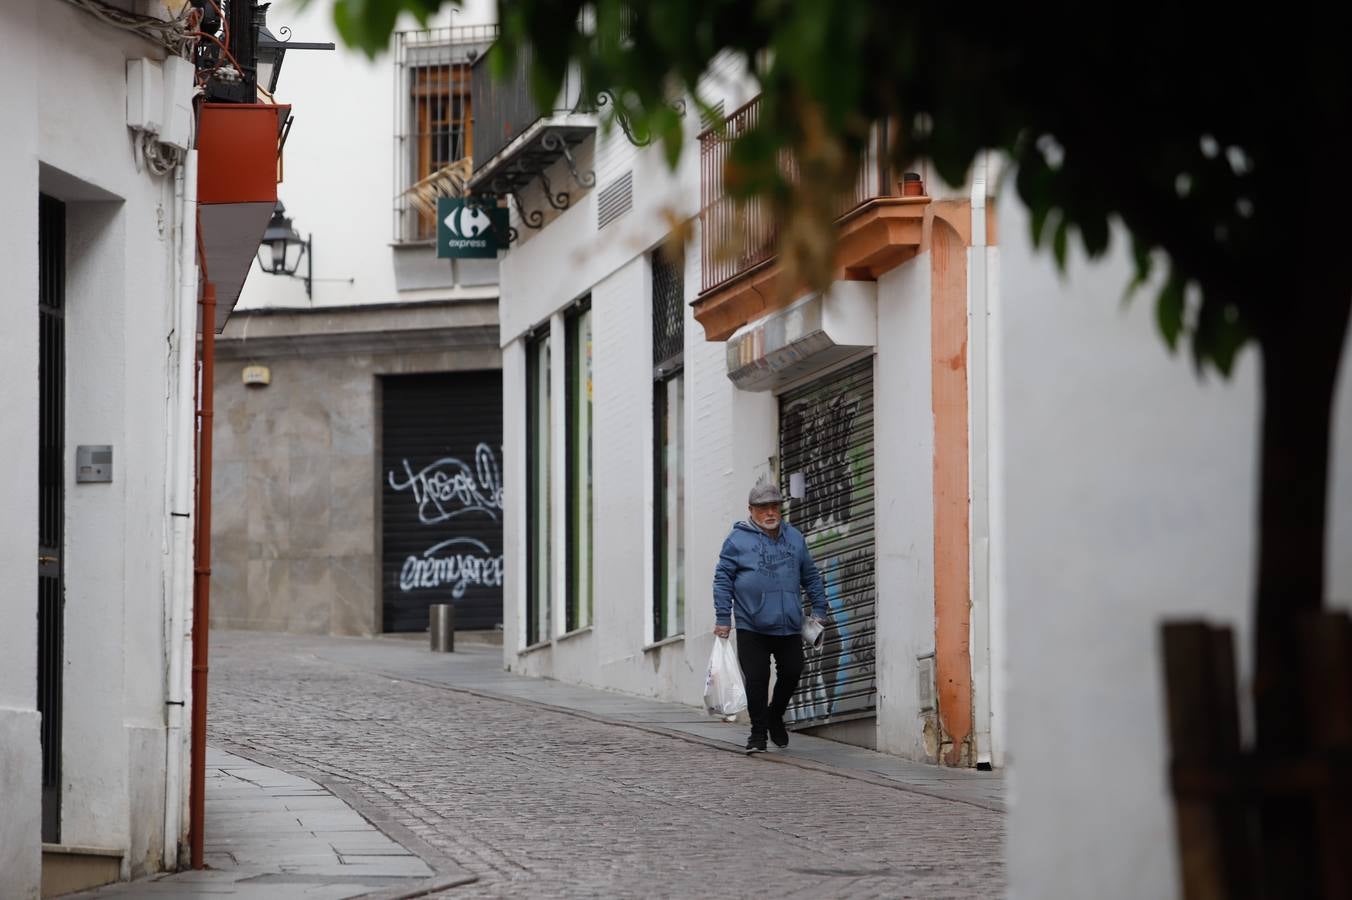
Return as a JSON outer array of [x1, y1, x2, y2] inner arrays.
[[163, 148, 198, 869], [189, 280, 216, 869], [986, 159, 1006, 770], [968, 153, 995, 769]]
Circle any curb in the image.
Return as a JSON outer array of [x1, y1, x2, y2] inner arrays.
[[207, 739, 479, 898]]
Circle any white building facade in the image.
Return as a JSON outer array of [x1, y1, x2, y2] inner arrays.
[[1, 2, 202, 895], [484, 53, 1004, 766]]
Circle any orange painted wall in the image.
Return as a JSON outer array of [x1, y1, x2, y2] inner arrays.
[[930, 218, 973, 766]]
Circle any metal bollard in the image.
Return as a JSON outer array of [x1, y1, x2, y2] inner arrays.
[[429, 603, 454, 652]]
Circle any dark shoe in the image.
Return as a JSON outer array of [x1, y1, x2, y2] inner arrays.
[[768, 719, 789, 748], [745, 734, 767, 755]]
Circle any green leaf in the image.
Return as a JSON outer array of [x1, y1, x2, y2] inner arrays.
[[1156, 274, 1185, 352], [1080, 212, 1110, 258], [1191, 297, 1249, 378], [1121, 236, 1154, 307], [1210, 311, 1249, 377], [657, 106, 683, 168], [1052, 218, 1069, 270], [330, 0, 423, 57], [1030, 204, 1051, 248], [487, 40, 511, 80]]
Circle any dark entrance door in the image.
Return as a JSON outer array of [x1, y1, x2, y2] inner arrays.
[[381, 371, 504, 632], [38, 194, 66, 843]]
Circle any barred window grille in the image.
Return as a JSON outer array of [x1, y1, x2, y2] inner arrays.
[[651, 247, 685, 641], [651, 247, 684, 374], [393, 25, 498, 243]]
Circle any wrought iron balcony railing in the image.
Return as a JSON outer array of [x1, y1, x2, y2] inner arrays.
[[698, 96, 895, 295], [466, 43, 597, 239], [470, 43, 593, 183]]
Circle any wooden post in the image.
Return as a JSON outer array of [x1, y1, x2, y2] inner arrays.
[[1300, 612, 1352, 898], [1162, 622, 1253, 900]]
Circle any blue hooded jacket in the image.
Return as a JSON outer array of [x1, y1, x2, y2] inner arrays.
[[713, 520, 828, 636]]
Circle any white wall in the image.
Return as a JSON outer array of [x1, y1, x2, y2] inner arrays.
[[1000, 184, 1352, 897], [39, 3, 180, 866], [62, 198, 135, 857], [589, 259, 651, 661], [235, 0, 497, 311], [0, 2, 44, 895], [873, 257, 938, 760]]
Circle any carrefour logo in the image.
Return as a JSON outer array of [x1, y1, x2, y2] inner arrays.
[[436, 198, 504, 259], [445, 204, 492, 239]]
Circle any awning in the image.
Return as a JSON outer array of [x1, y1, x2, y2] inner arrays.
[[725, 281, 877, 392]]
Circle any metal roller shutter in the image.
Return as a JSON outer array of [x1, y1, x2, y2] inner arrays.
[[381, 371, 504, 632], [779, 356, 876, 726]]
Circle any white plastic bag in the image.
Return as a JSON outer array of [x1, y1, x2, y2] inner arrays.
[[703, 637, 748, 718], [802, 616, 826, 651]]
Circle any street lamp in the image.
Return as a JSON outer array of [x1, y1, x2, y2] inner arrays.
[[255, 14, 335, 96], [255, 27, 285, 95], [255, 201, 312, 298]]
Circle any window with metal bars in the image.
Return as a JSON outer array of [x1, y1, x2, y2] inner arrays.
[[652, 247, 684, 374], [651, 248, 685, 641], [393, 25, 497, 243]]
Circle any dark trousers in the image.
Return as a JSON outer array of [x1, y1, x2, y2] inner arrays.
[[736, 629, 804, 736]]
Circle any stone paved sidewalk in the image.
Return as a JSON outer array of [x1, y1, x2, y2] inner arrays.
[[66, 748, 472, 899]]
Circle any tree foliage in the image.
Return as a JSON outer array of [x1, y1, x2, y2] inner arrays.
[[332, 1, 1351, 378]]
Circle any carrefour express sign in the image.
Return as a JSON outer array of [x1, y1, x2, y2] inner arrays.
[[436, 197, 506, 259]]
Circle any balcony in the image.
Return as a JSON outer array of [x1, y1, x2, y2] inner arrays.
[[468, 43, 595, 209], [694, 96, 930, 341]]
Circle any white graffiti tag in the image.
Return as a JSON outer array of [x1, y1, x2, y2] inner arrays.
[[399, 537, 505, 597], [387, 443, 503, 524]]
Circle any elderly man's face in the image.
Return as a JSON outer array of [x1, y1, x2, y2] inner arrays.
[[749, 503, 781, 532]]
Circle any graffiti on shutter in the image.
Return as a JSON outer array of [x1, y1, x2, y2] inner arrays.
[[779, 357, 876, 726], [381, 370, 504, 632]]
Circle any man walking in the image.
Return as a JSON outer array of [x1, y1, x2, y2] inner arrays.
[[713, 481, 828, 754]]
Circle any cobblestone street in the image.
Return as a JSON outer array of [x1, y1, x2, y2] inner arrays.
[[207, 631, 1005, 898]]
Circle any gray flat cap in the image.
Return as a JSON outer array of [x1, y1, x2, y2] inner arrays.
[[748, 481, 782, 505]]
